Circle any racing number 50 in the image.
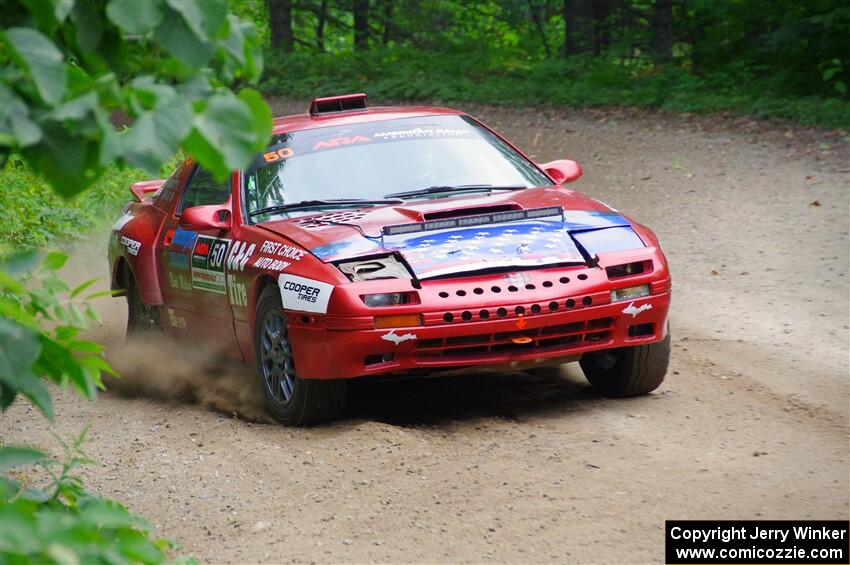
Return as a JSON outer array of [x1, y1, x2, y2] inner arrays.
[[209, 241, 228, 269], [263, 148, 294, 163]]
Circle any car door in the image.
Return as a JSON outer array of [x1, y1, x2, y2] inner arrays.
[[157, 164, 239, 352]]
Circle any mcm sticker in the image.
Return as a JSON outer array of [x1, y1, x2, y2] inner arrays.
[[278, 274, 333, 314], [227, 274, 248, 307], [226, 241, 256, 272], [191, 235, 230, 294], [120, 236, 141, 256]]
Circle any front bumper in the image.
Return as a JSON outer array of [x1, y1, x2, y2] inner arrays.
[[288, 284, 671, 379]]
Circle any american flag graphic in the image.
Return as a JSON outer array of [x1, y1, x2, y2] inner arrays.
[[311, 210, 640, 279]]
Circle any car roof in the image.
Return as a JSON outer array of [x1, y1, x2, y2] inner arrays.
[[271, 105, 464, 135]]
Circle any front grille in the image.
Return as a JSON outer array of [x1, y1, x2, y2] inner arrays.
[[415, 317, 614, 359]]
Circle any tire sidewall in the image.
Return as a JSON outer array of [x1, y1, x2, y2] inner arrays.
[[254, 286, 306, 423]]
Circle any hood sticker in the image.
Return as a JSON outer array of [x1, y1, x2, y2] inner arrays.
[[309, 210, 642, 278], [381, 330, 417, 345], [622, 302, 652, 318]]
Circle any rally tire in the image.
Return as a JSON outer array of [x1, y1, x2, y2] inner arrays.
[[580, 331, 670, 397], [126, 274, 162, 337], [254, 286, 346, 426]]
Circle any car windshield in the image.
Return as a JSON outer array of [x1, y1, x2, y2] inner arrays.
[[244, 114, 550, 222]]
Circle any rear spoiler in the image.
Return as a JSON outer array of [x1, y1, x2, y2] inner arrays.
[[130, 179, 165, 202]]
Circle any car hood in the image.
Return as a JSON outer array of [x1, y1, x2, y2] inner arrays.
[[257, 188, 646, 279]]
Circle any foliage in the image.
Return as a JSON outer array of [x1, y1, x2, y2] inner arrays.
[[0, 249, 116, 420], [0, 0, 273, 196], [257, 0, 849, 128], [0, 252, 184, 563], [0, 430, 187, 565], [261, 48, 850, 128], [0, 156, 143, 248]]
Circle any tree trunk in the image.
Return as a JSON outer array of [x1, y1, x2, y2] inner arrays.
[[563, 0, 586, 56], [316, 0, 328, 51], [383, 0, 392, 46], [353, 0, 369, 51], [528, 0, 552, 58], [651, 0, 673, 63], [589, 0, 615, 55], [267, 0, 294, 53]]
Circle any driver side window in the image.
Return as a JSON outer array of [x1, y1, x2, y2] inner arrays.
[[179, 167, 230, 214]]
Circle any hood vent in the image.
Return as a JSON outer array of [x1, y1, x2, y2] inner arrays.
[[422, 204, 520, 221]]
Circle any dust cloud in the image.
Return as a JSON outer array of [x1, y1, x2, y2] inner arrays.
[[104, 336, 273, 423]]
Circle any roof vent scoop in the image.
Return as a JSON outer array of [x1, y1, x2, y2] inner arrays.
[[309, 93, 368, 116]]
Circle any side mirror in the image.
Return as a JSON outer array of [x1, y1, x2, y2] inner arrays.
[[180, 205, 232, 231], [539, 159, 583, 185]]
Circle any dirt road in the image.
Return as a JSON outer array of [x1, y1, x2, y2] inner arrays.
[[4, 101, 848, 563]]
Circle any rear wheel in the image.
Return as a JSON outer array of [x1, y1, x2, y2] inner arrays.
[[254, 286, 346, 426], [580, 332, 670, 397], [126, 274, 161, 337]]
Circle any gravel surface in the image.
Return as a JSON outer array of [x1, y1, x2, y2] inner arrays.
[[5, 101, 848, 564]]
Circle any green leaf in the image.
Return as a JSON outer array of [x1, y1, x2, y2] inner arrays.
[[79, 498, 135, 528], [166, 0, 227, 40], [46, 92, 98, 121], [0, 318, 52, 419], [5, 28, 67, 106], [43, 251, 68, 271], [237, 89, 272, 151], [122, 94, 192, 173], [105, 0, 164, 34], [183, 91, 265, 180], [0, 445, 49, 470], [23, 121, 99, 197], [0, 85, 43, 148], [153, 5, 214, 67], [1, 249, 39, 277], [71, 0, 105, 52], [70, 277, 99, 298]]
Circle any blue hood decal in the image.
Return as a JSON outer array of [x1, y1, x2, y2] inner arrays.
[[312, 210, 644, 278]]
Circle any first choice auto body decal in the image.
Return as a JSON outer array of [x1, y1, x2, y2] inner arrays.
[[170, 233, 315, 309]]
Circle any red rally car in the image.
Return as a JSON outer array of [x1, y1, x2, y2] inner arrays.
[[109, 94, 672, 425]]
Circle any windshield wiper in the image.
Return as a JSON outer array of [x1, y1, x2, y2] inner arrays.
[[249, 199, 402, 217], [384, 184, 527, 199]]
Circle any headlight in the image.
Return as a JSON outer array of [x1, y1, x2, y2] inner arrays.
[[362, 292, 416, 307], [606, 261, 649, 278], [337, 255, 411, 281], [610, 284, 650, 303]]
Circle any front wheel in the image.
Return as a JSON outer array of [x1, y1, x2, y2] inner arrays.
[[579, 332, 670, 397], [254, 286, 346, 426]]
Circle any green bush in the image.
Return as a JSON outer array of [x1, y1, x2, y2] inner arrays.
[[1, 431, 182, 565], [0, 251, 188, 564], [0, 157, 141, 248], [260, 48, 850, 129]]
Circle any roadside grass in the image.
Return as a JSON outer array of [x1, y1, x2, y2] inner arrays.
[[260, 49, 850, 129], [1, 157, 146, 249]]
